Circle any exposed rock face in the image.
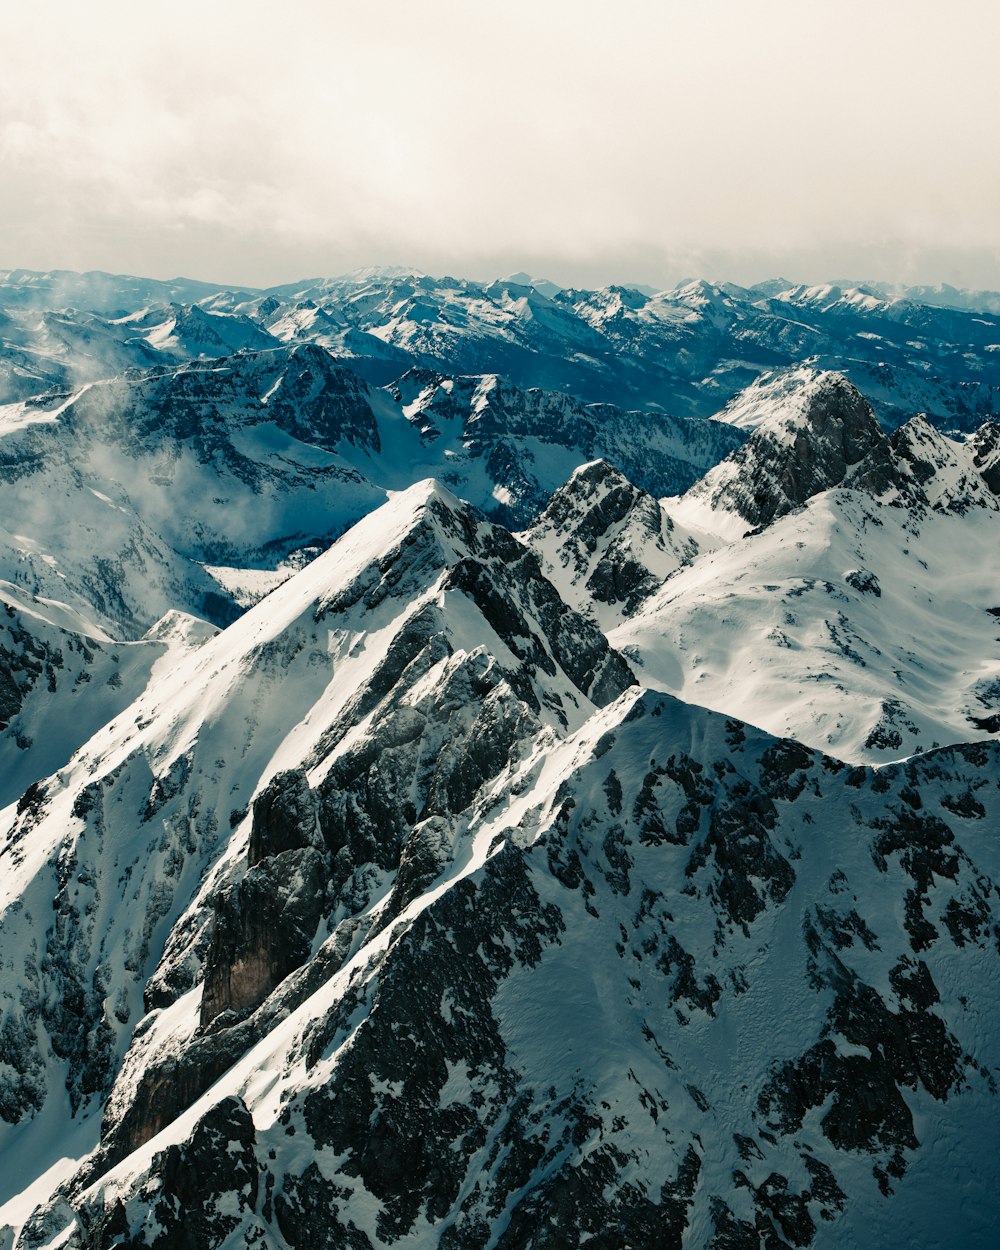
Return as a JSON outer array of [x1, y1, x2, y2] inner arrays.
[[851, 412, 1000, 513], [45, 483, 635, 1171], [246, 768, 324, 867], [99, 342, 382, 456], [691, 372, 885, 530], [523, 459, 700, 626], [4, 327, 1000, 1250], [26, 694, 999, 1250], [0, 604, 64, 731], [389, 368, 746, 525], [199, 769, 331, 1026], [77, 1098, 261, 1250], [696, 373, 1000, 534], [200, 846, 327, 1027], [968, 418, 1000, 493]]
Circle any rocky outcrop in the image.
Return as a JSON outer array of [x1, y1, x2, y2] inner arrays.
[[83, 486, 636, 1170], [851, 413, 1000, 513], [77, 1098, 261, 1250], [968, 419, 1000, 493], [49, 696, 1000, 1250], [200, 847, 327, 1028], [524, 459, 700, 625], [691, 372, 885, 530], [198, 769, 331, 1027]]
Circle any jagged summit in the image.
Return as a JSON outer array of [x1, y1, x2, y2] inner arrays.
[[681, 368, 1000, 538], [679, 369, 884, 535], [968, 418, 1000, 491], [715, 365, 856, 431], [0, 477, 635, 1222], [705, 368, 1000, 524], [523, 459, 699, 628], [855, 412, 1000, 513]]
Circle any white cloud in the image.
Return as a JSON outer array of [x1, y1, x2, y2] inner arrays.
[[2, 0, 999, 287]]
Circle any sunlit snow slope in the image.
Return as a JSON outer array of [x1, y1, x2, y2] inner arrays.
[[617, 373, 1000, 762]]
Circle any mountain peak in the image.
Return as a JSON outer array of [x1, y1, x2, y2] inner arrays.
[[717, 366, 870, 433], [684, 369, 884, 532], [851, 411, 1000, 513], [968, 419, 1000, 493], [524, 459, 699, 627]]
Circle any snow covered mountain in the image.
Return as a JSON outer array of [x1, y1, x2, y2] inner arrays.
[[5, 267, 1000, 428], [383, 368, 742, 523], [242, 272, 1000, 428], [3, 564, 997, 1245], [1, 270, 1000, 1249], [0, 278, 281, 405], [0, 482, 634, 1240], [0, 347, 385, 637], [680, 370, 883, 536], [522, 460, 700, 630], [616, 372, 1000, 762], [0, 346, 740, 638]]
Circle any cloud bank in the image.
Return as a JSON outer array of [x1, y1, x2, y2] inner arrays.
[[2, 1, 998, 288]]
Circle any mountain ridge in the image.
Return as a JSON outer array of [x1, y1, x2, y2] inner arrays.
[[1, 272, 999, 1248], [5, 267, 1000, 428]]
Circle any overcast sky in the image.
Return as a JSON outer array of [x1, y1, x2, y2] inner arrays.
[[2, 1, 998, 290]]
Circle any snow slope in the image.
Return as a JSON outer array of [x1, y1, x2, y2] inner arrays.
[[0, 481, 633, 1243], [0, 347, 741, 639], [6, 266, 1000, 426], [522, 459, 700, 630], [7, 684, 997, 1249], [616, 375, 1000, 762]]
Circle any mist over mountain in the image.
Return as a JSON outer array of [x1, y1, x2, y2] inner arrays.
[[0, 267, 998, 1250]]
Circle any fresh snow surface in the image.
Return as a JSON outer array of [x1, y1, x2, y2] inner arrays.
[[713, 365, 842, 431], [619, 482, 1000, 762], [522, 459, 701, 630], [0, 478, 626, 1239], [14, 684, 999, 1248]]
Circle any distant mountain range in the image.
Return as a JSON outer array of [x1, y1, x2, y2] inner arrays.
[[1, 268, 998, 1249], [3, 267, 1000, 428]]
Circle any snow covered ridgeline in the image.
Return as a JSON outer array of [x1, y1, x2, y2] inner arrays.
[[0, 457, 997, 1247], [0, 342, 741, 644], [2, 358, 1000, 1245], [617, 371, 1000, 762], [0, 481, 635, 1239], [5, 266, 1000, 428], [12, 689, 1000, 1249], [515, 369, 1000, 765], [522, 458, 701, 631]]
